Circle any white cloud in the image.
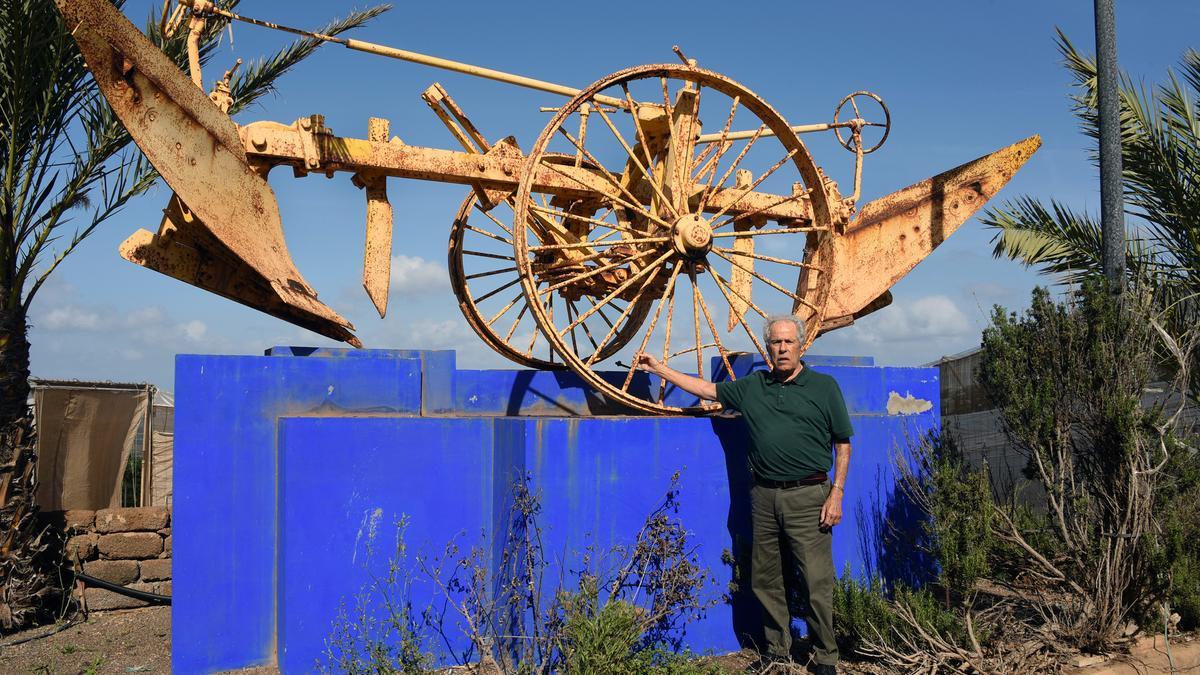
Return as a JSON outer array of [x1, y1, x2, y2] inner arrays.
[[815, 294, 979, 364], [390, 255, 447, 295], [41, 305, 102, 331], [846, 294, 972, 345], [180, 320, 207, 342]]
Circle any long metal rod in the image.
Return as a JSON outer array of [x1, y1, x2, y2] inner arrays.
[[1095, 0, 1126, 289], [180, 0, 628, 108], [180, 1, 838, 144]]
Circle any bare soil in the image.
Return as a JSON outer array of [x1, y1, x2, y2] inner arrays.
[[8, 606, 1191, 674], [0, 606, 170, 674]]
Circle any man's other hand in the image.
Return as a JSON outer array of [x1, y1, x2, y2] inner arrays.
[[635, 353, 662, 373], [820, 488, 843, 528]]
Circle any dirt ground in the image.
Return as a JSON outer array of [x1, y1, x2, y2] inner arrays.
[[4, 606, 1196, 674], [0, 606, 170, 674]]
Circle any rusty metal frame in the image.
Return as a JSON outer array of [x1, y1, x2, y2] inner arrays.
[[57, 0, 1042, 414]]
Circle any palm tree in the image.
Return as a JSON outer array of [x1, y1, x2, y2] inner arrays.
[[983, 31, 1200, 393], [0, 0, 388, 632]]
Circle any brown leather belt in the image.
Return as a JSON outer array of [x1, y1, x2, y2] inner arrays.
[[753, 472, 827, 489]]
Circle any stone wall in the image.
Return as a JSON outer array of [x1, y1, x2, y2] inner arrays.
[[61, 506, 172, 611]]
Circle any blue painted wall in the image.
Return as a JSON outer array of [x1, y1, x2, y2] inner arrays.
[[173, 349, 938, 673]]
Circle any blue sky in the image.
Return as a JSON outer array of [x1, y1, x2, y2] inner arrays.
[[29, 0, 1200, 391]]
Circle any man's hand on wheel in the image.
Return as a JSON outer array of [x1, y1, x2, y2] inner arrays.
[[635, 353, 662, 373]]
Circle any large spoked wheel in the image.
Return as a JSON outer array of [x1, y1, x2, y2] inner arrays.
[[449, 156, 650, 369], [512, 64, 837, 414]]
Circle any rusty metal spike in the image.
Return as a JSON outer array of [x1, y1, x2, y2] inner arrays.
[[359, 118, 393, 319]]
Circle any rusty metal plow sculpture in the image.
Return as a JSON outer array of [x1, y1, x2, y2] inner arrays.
[[57, 0, 1040, 414]]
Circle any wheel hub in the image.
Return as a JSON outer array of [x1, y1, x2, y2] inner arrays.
[[671, 213, 713, 259]]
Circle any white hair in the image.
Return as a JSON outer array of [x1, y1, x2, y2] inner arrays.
[[762, 314, 805, 344]]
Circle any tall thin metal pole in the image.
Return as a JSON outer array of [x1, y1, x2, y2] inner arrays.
[[1095, 0, 1126, 290]]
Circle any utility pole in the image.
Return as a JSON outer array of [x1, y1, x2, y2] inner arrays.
[[1095, 0, 1125, 291]]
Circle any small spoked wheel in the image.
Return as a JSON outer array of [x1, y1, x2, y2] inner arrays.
[[512, 64, 837, 414], [833, 90, 890, 154]]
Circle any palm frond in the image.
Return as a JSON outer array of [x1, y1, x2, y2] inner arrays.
[[229, 5, 392, 115]]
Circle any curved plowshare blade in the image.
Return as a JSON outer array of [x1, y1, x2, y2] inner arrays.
[[56, 0, 360, 346], [819, 135, 1042, 333]]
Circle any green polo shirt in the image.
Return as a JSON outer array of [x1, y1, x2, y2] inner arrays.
[[714, 363, 854, 481]]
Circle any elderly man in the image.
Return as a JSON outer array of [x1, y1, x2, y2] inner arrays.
[[636, 315, 852, 674]]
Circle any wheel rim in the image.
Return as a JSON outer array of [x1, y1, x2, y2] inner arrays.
[[513, 64, 836, 414]]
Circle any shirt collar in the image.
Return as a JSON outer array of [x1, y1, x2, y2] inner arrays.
[[767, 361, 810, 386]]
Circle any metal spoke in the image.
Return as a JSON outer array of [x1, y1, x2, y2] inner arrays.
[[622, 85, 660, 177], [529, 203, 653, 238], [473, 202, 514, 236], [623, 262, 682, 391], [525, 314, 540, 357], [544, 291, 556, 363], [461, 222, 512, 245], [464, 249, 515, 261], [710, 226, 824, 239], [700, 124, 765, 213], [538, 248, 658, 296], [693, 273, 736, 382], [592, 105, 679, 219], [669, 342, 717, 360], [504, 302, 529, 342], [689, 141, 717, 178], [707, 265, 768, 320], [568, 299, 603, 353], [465, 266, 517, 281], [657, 273, 679, 403], [529, 237, 669, 253], [706, 266, 772, 363], [487, 291, 526, 327], [711, 246, 825, 272], [707, 149, 797, 225], [474, 275, 522, 304], [586, 263, 665, 367], [559, 249, 673, 336], [711, 248, 821, 311], [696, 96, 740, 191], [565, 298, 581, 355], [692, 140, 729, 191], [540, 160, 674, 232], [551, 130, 675, 230], [689, 264, 704, 377], [582, 294, 619, 331]]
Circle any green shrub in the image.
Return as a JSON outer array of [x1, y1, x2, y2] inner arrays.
[[833, 567, 964, 658]]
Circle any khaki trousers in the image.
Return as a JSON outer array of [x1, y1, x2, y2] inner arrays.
[[750, 482, 838, 665]]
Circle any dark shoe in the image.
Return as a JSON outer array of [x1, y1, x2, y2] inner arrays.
[[751, 653, 794, 673], [813, 664, 837, 675]]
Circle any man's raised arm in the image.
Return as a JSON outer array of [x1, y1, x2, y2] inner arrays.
[[635, 353, 719, 402]]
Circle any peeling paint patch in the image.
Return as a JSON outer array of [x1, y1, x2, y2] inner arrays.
[[352, 507, 384, 563], [886, 391, 933, 415]]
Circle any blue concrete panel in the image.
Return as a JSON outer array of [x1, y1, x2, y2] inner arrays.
[[277, 417, 496, 672], [454, 369, 699, 416], [173, 353, 424, 673], [173, 347, 939, 672], [264, 347, 457, 415]]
